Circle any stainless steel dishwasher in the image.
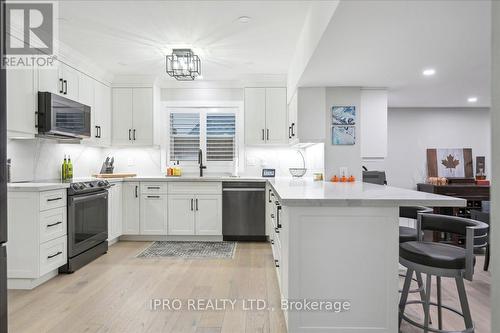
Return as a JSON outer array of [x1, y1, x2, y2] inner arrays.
[[222, 182, 266, 241]]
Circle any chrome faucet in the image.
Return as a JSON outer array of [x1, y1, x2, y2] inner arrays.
[[198, 149, 207, 177]]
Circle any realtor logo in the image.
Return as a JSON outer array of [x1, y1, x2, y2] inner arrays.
[[2, 1, 58, 68]]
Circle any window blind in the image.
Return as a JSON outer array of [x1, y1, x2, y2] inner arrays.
[[206, 113, 235, 161], [169, 113, 200, 161]]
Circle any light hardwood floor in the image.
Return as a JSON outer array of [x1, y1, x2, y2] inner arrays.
[[8, 241, 490, 333]]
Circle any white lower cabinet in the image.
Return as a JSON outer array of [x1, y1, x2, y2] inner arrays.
[[108, 183, 123, 241], [7, 189, 68, 289], [140, 194, 168, 235], [167, 195, 195, 235], [195, 196, 222, 235], [167, 194, 222, 236], [122, 182, 140, 235]]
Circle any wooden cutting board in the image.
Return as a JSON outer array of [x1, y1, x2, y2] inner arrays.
[[92, 173, 137, 179]]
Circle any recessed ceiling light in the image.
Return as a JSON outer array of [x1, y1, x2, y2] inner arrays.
[[237, 16, 251, 23], [422, 68, 436, 76], [467, 96, 478, 103]]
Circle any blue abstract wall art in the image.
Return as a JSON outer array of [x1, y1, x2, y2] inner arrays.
[[332, 106, 356, 125]]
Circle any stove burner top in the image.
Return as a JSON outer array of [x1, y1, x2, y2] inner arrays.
[[68, 179, 110, 195]]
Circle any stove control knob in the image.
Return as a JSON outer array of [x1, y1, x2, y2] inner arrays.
[[72, 184, 79, 190], [98, 181, 106, 187], [79, 183, 85, 190]]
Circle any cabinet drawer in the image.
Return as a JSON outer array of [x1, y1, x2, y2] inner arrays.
[[39, 189, 66, 211], [39, 208, 67, 243], [141, 182, 167, 194], [39, 236, 67, 276], [168, 182, 221, 195]]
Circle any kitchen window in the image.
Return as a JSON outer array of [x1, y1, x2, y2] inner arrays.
[[168, 108, 238, 168]]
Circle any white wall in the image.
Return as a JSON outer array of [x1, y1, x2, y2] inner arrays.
[[7, 139, 103, 182], [287, 2, 339, 101], [241, 144, 324, 178], [363, 107, 491, 189], [324, 87, 362, 180]]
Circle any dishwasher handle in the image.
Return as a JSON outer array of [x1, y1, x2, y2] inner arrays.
[[222, 188, 266, 192]]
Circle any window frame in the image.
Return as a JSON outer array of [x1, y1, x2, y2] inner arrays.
[[166, 105, 242, 173]]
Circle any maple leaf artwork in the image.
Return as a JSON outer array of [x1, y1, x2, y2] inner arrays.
[[441, 154, 461, 170]]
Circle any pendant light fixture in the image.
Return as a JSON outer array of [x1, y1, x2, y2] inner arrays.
[[166, 48, 201, 81]]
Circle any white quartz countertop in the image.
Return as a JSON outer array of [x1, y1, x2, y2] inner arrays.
[[120, 175, 267, 182], [7, 182, 70, 192], [268, 179, 467, 207], [7, 176, 467, 208]]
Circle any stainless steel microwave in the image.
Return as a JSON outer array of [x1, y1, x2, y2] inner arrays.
[[37, 92, 91, 138]]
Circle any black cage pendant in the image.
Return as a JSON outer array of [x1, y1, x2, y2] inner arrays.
[[166, 49, 201, 81]]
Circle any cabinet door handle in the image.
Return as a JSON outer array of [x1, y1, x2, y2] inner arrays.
[[98, 126, 101, 138], [275, 227, 279, 234], [95, 126, 99, 138], [47, 197, 62, 202], [195, 198, 198, 211], [267, 129, 269, 140], [63, 80, 68, 95], [135, 185, 138, 198], [288, 126, 292, 139], [129, 129, 132, 141], [147, 195, 160, 199], [261, 129, 265, 141], [291, 123, 295, 137], [48, 251, 62, 259], [133, 129, 136, 141], [276, 205, 282, 228], [147, 186, 160, 190], [268, 189, 272, 203], [275, 259, 280, 268], [191, 198, 194, 211], [47, 221, 63, 227], [59, 78, 64, 94]]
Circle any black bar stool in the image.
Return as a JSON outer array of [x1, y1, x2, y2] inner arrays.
[[399, 213, 488, 333], [399, 207, 433, 293]]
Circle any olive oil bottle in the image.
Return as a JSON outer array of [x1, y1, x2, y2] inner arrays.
[[62, 155, 67, 181], [67, 156, 73, 180]]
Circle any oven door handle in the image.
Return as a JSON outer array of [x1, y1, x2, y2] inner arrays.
[[70, 191, 108, 204]]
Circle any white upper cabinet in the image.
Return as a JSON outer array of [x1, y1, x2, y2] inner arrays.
[[244, 88, 266, 144], [38, 65, 62, 95], [244, 87, 287, 145], [287, 91, 298, 144], [6, 68, 37, 138], [78, 72, 94, 108], [132, 88, 153, 145], [112, 87, 153, 146], [265, 88, 288, 144], [92, 81, 112, 146], [112, 88, 133, 145], [59, 63, 79, 101], [292, 87, 326, 143], [360, 89, 388, 158]]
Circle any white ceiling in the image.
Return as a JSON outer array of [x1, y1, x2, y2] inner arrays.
[[59, 0, 312, 83], [298, 0, 491, 107]]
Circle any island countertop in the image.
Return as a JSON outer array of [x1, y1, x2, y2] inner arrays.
[[268, 179, 466, 207]]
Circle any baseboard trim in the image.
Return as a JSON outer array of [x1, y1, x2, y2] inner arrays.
[[8, 270, 58, 290]]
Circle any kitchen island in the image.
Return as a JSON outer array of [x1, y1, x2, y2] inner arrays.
[[266, 179, 465, 333]]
